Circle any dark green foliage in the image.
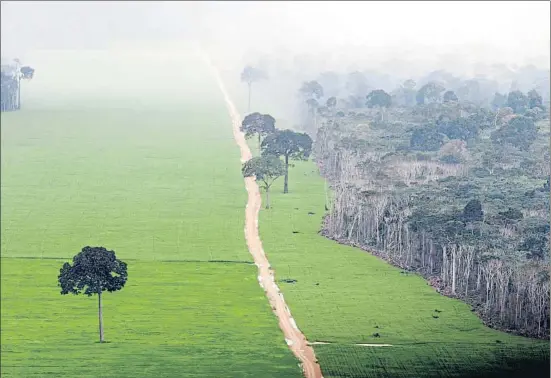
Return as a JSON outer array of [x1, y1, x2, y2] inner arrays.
[[463, 199, 483, 222], [507, 90, 529, 114], [58, 246, 128, 296], [58, 246, 127, 343], [299, 80, 324, 100], [242, 155, 285, 182], [492, 92, 507, 110], [261, 130, 312, 193], [20, 66, 35, 79], [242, 155, 285, 208], [527, 89, 543, 110], [261, 130, 313, 161], [366, 89, 392, 108], [467, 108, 495, 130], [443, 90, 458, 103], [498, 208, 524, 221], [410, 127, 445, 151], [491, 116, 537, 150], [416, 82, 446, 105], [240, 112, 276, 144], [437, 118, 479, 141]]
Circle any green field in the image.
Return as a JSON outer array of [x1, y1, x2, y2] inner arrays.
[[1, 60, 302, 377], [1, 259, 300, 377], [2, 52, 549, 378], [1, 106, 249, 262]]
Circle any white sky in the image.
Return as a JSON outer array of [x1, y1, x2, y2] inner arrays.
[[1, 1, 549, 67]]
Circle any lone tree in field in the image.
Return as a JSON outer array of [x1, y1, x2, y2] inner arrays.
[[241, 112, 276, 150], [58, 246, 128, 343], [241, 66, 267, 112], [242, 155, 285, 209], [261, 130, 312, 194]]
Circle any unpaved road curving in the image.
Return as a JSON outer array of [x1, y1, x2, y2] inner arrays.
[[201, 52, 323, 378]]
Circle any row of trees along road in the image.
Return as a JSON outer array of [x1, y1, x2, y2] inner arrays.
[[1, 59, 34, 112], [240, 111, 312, 207], [308, 75, 549, 338]]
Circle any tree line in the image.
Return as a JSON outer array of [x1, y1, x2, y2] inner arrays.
[[311, 80, 549, 338], [1, 59, 34, 112], [240, 111, 312, 207]]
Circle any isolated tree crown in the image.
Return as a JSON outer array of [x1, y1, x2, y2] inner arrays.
[[240, 66, 267, 85], [242, 155, 285, 183], [261, 129, 313, 160], [58, 246, 128, 296], [240, 113, 276, 139]]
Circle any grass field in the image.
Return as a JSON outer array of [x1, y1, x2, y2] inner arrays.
[[2, 51, 549, 378], [1, 52, 302, 377], [1, 259, 300, 377], [1, 106, 249, 262]]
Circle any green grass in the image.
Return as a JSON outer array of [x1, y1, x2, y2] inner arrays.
[[1, 258, 301, 377], [1, 55, 302, 377], [1, 106, 249, 262], [255, 155, 550, 377]]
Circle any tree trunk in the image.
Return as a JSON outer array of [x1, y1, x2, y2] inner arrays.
[[248, 82, 252, 113], [283, 155, 289, 194], [17, 75, 21, 110], [451, 245, 457, 295], [258, 133, 261, 154], [265, 186, 271, 209], [98, 291, 104, 343]]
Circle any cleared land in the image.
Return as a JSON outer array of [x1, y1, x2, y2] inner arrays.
[[1, 259, 300, 377], [1, 51, 301, 377]]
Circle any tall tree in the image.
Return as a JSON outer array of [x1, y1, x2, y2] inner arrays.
[[261, 130, 313, 193], [491, 92, 507, 110], [299, 80, 324, 100], [416, 82, 446, 105], [443, 90, 459, 103], [506, 90, 529, 114], [240, 112, 276, 150], [366, 89, 392, 121], [240, 66, 267, 112], [242, 155, 285, 209], [58, 246, 128, 343], [527, 89, 543, 109], [326, 96, 337, 110]]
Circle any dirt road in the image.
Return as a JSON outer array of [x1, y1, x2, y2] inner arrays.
[[201, 52, 323, 378]]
